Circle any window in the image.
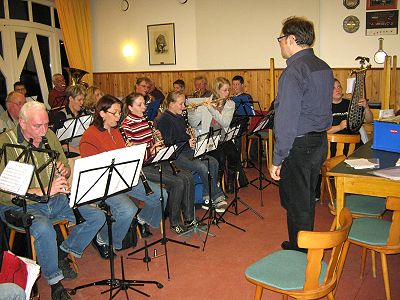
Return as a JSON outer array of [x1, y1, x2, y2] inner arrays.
[[32, 3, 51, 26]]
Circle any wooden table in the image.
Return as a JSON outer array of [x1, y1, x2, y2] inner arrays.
[[327, 141, 400, 228]]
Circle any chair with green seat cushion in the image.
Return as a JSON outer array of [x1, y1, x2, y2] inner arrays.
[[323, 155, 386, 231], [337, 196, 400, 300], [245, 208, 352, 300]]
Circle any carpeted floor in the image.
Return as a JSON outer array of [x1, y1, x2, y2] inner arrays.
[[35, 168, 399, 300]]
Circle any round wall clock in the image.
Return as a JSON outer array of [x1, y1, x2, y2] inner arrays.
[[343, 15, 360, 33], [343, 0, 360, 9]]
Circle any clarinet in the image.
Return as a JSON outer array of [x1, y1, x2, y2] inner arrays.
[[143, 112, 180, 176], [118, 126, 154, 195], [42, 137, 85, 224]]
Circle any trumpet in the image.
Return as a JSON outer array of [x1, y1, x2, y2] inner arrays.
[[118, 127, 154, 196]]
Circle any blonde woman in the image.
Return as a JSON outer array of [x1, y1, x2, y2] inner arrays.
[[83, 86, 103, 113]]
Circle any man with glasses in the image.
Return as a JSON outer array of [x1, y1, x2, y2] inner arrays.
[[0, 91, 26, 132], [269, 16, 333, 253]]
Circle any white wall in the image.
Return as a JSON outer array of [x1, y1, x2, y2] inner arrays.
[[91, 0, 399, 71]]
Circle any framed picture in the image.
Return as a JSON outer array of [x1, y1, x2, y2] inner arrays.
[[366, 0, 397, 10], [366, 10, 399, 35], [147, 23, 176, 65]]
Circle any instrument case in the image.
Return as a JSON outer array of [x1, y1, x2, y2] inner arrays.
[[372, 120, 400, 153]]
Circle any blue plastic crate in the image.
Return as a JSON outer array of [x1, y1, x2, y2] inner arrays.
[[372, 121, 400, 153]]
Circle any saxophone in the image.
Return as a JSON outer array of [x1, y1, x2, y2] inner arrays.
[[347, 56, 371, 133], [118, 127, 154, 195]]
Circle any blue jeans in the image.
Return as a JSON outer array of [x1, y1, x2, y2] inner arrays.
[[0, 283, 26, 300], [176, 153, 224, 202], [0, 194, 105, 285]]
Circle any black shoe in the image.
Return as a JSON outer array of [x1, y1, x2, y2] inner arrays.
[[92, 238, 115, 259], [58, 257, 77, 280], [138, 223, 153, 238], [281, 241, 307, 253], [51, 282, 71, 300]]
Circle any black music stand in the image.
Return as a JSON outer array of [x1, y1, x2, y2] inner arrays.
[[55, 114, 92, 158], [217, 126, 263, 221], [68, 145, 163, 299], [195, 129, 244, 251], [247, 110, 278, 207], [127, 144, 199, 280]]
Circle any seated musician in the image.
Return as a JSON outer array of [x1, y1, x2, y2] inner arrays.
[[0, 92, 26, 132], [48, 74, 67, 108], [13, 81, 27, 97], [173, 79, 186, 94], [231, 75, 254, 152], [192, 76, 212, 98], [134, 77, 160, 121], [0, 101, 105, 300], [327, 78, 373, 155], [121, 93, 196, 234], [83, 85, 104, 114], [148, 79, 165, 109], [49, 84, 88, 157], [80, 95, 165, 241], [188, 77, 248, 193], [157, 91, 226, 211]]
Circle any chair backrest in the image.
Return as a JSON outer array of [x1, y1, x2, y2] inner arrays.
[[321, 155, 346, 205], [386, 196, 400, 246], [327, 133, 360, 159], [297, 208, 352, 292]]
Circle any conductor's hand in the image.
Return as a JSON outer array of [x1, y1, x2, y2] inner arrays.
[[269, 164, 281, 181], [189, 138, 196, 149], [49, 176, 70, 195], [56, 161, 69, 178]]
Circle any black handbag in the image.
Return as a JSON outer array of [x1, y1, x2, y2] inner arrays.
[[121, 218, 138, 250]]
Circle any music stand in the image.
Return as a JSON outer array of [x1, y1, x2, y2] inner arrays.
[[127, 144, 199, 280], [68, 144, 163, 299], [0, 142, 59, 298], [56, 114, 92, 157], [195, 129, 244, 251], [247, 110, 278, 207], [217, 126, 264, 221]]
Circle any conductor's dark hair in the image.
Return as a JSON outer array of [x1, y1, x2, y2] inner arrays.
[[282, 16, 315, 47]]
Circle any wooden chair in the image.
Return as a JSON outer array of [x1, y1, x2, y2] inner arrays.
[[337, 196, 400, 300], [245, 208, 352, 300], [320, 133, 361, 204], [322, 155, 386, 231], [7, 218, 78, 273]]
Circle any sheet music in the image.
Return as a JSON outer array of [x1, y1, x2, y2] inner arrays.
[[151, 145, 177, 163], [344, 158, 380, 169], [69, 144, 146, 207], [56, 115, 93, 141], [0, 161, 34, 196], [370, 167, 400, 181], [18, 254, 40, 300]]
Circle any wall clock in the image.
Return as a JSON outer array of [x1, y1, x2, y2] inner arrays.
[[343, 0, 360, 9], [343, 15, 360, 33]]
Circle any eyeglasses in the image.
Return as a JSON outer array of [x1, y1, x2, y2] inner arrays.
[[277, 35, 289, 42], [106, 110, 121, 116]]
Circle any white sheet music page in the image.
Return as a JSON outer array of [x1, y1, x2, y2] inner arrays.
[[18, 254, 40, 300], [0, 161, 34, 196]]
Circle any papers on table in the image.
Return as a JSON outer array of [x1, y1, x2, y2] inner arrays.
[[370, 167, 400, 181], [344, 158, 380, 169]]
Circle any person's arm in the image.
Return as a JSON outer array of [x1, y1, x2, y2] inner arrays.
[[358, 98, 373, 123], [327, 119, 347, 133], [207, 100, 235, 129]]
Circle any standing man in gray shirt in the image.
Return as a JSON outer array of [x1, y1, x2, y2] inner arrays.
[[270, 16, 333, 252]]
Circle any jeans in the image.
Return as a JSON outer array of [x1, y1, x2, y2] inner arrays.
[[144, 162, 194, 226], [97, 180, 166, 249], [0, 194, 105, 285], [0, 283, 26, 300], [279, 132, 327, 248], [176, 152, 224, 202]]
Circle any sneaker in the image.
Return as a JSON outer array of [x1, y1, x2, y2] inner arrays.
[[214, 195, 227, 206], [184, 219, 206, 228], [170, 224, 188, 234], [201, 204, 226, 213], [58, 257, 77, 280]]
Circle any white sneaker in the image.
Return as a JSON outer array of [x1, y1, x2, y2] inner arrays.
[[214, 195, 227, 206], [201, 204, 226, 213]]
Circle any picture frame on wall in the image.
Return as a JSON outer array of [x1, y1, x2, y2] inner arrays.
[[366, 0, 397, 10], [147, 23, 176, 65], [366, 10, 399, 35]]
